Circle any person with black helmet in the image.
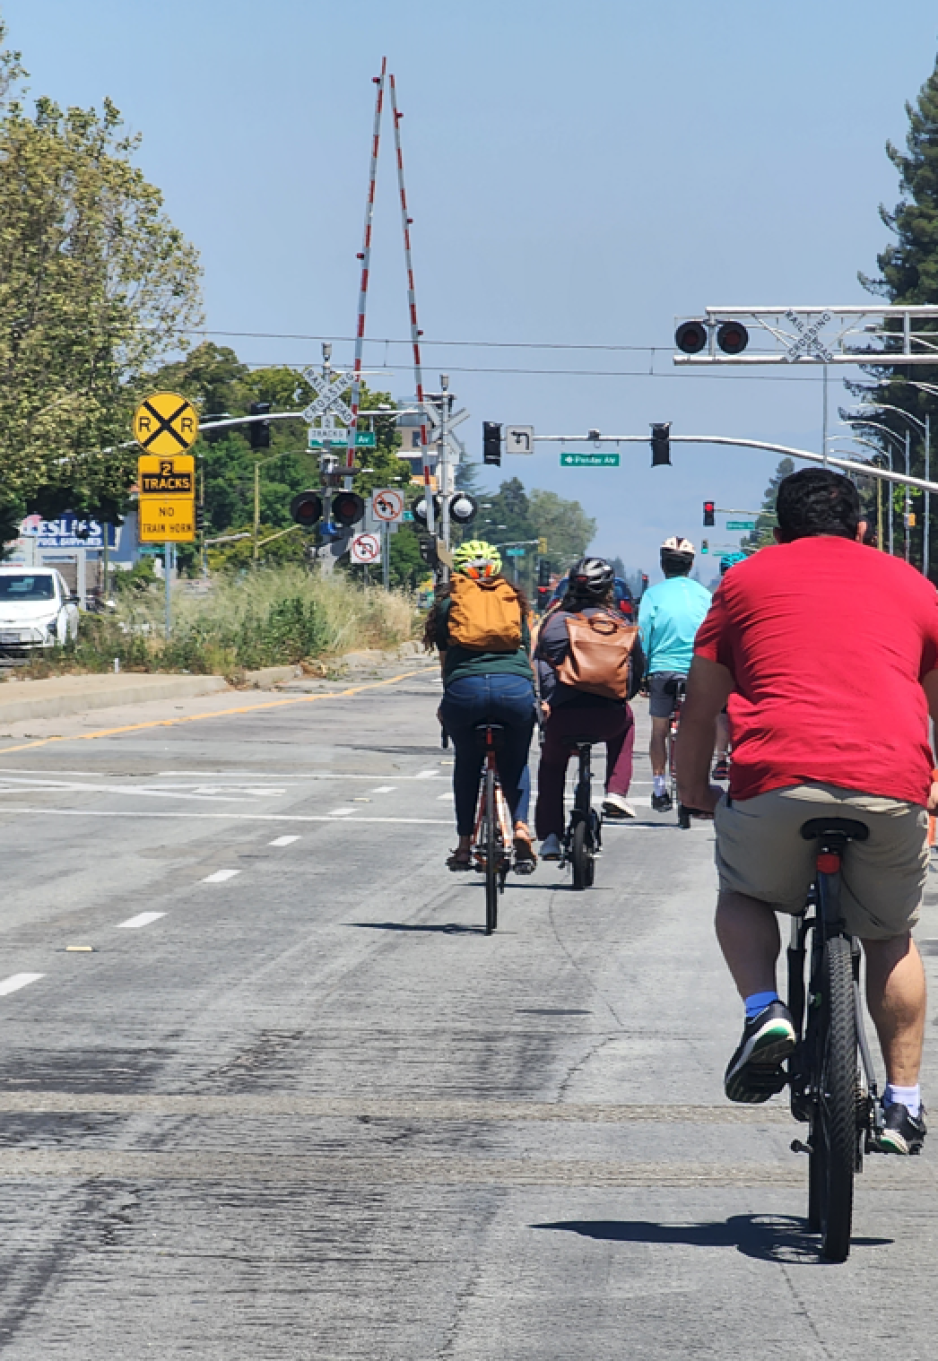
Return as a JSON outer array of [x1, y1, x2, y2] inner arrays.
[[533, 557, 645, 860], [638, 536, 711, 812]]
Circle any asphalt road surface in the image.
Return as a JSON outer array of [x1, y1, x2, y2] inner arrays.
[[0, 662, 937, 1359]]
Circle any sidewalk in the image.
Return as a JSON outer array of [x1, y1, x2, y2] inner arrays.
[[0, 673, 231, 725]]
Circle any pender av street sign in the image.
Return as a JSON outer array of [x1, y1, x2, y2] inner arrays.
[[560, 452, 620, 467]]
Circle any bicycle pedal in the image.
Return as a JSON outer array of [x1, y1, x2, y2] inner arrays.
[[790, 1138, 812, 1155], [512, 860, 536, 876]]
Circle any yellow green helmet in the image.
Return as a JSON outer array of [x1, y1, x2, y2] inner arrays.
[[452, 539, 502, 578]]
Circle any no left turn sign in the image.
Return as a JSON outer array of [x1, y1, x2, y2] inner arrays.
[[371, 488, 405, 523], [350, 533, 382, 564]]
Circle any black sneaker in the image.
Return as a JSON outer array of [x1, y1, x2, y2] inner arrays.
[[651, 791, 672, 813], [879, 1101, 927, 1155], [724, 1001, 796, 1104]]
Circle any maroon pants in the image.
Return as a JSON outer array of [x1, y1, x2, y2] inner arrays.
[[534, 703, 635, 838]]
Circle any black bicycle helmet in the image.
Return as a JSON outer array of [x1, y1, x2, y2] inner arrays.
[[568, 556, 615, 598]]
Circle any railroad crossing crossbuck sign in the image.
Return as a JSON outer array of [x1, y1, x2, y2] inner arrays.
[[371, 489, 405, 523], [136, 454, 196, 543], [350, 533, 381, 564], [132, 391, 199, 455]]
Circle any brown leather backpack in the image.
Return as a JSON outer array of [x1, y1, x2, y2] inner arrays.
[[555, 611, 638, 700]]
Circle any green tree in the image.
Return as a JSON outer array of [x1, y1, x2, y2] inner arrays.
[[744, 457, 790, 548], [473, 476, 595, 591], [851, 53, 938, 575], [0, 26, 202, 545], [528, 488, 596, 567]]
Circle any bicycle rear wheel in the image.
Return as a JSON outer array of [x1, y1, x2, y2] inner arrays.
[[484, 766, 498, 935], [808, 934, 857, 1262], [571, 819, 594, 890]]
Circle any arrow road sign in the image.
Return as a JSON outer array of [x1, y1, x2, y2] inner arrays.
[[350, 532, 381, 564], [371, 489, 405, 523], [506, 425, 534, 454]]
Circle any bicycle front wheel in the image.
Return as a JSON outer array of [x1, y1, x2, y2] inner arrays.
[[484, 766, 498, 935], [808, 934, 858, 1262]]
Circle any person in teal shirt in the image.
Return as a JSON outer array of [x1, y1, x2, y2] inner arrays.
[[638, 536, 712, 811]]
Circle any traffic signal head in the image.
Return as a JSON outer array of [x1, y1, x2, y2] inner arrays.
[[641, 572, 650, 593], [716, 321, 749, 355], [703, 500, 715, 527], [483, 421, 502, 466], [418, 535, 440, 567], [290, 489, 323, 528], [331, 491, 365, 527], [651, 421, 672, 467], [195, 504, 205, 532], [538, 559, 551, 588], [249, 401, 272, 450], [675, 320, 708, 354]]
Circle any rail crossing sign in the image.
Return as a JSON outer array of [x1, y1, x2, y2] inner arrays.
[[137, 454, 196, 543], [371, 489, 405, 523], [132, 392, 199, 455], [350, 532, 381, 564]]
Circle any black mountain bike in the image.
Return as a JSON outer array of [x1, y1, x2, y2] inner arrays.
[[786, 816, 885, 1263], [665, 678, 692, 829], [560, 739, 602, 890]]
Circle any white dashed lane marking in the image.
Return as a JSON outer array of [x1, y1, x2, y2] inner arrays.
[[269, 835, 300, 847], [202, 869, 241, 883], [415, 770, 440, 780], [117, 912, 166, 930], [327, 807, 356, 817], [0, 974, 44, 996], [370, 786, 396, 794]]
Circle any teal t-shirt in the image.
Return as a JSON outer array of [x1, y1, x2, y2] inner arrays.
[[638, 576, 712, 674], [437, 594, 533, 685]]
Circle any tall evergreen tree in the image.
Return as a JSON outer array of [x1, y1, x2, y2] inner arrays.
[[848, 53, 938, 576]]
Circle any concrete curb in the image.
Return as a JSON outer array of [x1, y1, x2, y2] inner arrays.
[[0, 674, 230, 724]]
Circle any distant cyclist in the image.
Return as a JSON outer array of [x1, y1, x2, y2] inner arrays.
[[638, 536, 711, 811], [424, 540, 537, 871], [677, 469, 938, 1153], [534, 557, 644, 859]]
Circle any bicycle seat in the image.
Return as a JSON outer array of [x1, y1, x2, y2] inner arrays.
[[473, 722, 506, 752], [800, 817, 869, 843]]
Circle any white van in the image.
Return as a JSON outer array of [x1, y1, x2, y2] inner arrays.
[[0, 567, 80, 653]]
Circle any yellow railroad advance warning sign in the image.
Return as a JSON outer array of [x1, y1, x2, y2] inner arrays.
[[133, 392, 199, 544], [133, 391, 199, 455]]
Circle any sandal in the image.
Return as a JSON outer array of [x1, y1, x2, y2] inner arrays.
[[513, 825, 537, 874], [447, 849, 473, 872]]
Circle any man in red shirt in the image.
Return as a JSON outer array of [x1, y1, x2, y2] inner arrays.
[[677, 468, 938, 1153]]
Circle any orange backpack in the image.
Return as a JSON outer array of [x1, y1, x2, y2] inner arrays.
[[448, 575, 522, 652]]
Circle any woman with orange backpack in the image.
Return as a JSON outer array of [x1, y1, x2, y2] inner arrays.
[[424, 540, 537, 871]]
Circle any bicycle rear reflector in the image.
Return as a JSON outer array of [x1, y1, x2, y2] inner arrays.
[[290, 490, 323, 527]]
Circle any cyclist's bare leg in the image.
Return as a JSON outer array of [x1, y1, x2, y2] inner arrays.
[[715, 890, 781, 998], [650, 716, 669, 777], [863, 933, 927, 1087]]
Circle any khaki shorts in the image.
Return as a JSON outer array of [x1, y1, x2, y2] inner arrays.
[[714, 783, 929, 940]]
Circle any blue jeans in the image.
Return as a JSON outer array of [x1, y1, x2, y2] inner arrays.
[[440, 674, 536, 835]]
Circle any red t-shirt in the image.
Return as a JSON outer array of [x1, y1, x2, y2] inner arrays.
[[694, 537, 938, 805]]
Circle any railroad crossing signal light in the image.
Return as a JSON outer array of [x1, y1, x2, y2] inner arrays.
[[411, 493, 433, 527], [290, 489, 324, 527], [716, 321, 749, 355], [651, 422, 672, 467], [675, 320, 708, 354], [448, 492, 478, 526], [249, 401, 272, 450], [703, 501, 715, 527], [331, 491, 365, 527], [483, 421, 502, 466]]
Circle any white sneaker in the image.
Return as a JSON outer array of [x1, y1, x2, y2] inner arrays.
[[602, 793, 636, 819], [540, 832, 562, 860]]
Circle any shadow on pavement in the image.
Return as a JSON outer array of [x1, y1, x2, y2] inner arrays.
[[346, 921, 485, 935], [532, 1215, 893, 1264]]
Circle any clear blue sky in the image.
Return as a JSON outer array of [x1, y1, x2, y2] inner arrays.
[[5, 1, 938, 576]]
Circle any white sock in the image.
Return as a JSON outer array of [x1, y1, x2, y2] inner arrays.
[[884, 1082, 921, 1118], [653, 775, 667, 795]]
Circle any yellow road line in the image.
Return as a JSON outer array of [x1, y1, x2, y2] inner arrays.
[[0, 670, 420, 756]]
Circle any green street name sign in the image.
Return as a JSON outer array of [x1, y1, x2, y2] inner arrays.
[[504, 547, 526, 557], [308, 431, 376, 449], [726, 519, 756, 530], [560, 452, 620, 467]]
